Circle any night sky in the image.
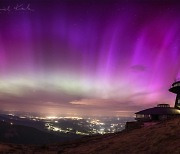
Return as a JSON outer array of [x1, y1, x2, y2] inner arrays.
[[0, 0, 180, 116]]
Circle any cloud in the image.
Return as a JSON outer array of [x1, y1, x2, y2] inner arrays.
[[69, 98, 143, 111]]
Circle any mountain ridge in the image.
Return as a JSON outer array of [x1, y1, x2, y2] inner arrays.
[[0, 117, 180, 153], [0, 121, 80, 145]]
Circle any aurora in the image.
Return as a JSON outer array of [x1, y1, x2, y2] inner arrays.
[[0, 0, 180, 116]]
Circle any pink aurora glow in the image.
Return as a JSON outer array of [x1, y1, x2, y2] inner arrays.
[[0, 0, 179, 116]]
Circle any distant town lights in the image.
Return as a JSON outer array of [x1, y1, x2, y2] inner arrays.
[[46, 116, 58, 119]]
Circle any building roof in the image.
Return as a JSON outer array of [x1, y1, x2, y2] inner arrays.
[[169, 80, 180, 93], [135, 107, 180, 115], [171, 80, 180, 86]]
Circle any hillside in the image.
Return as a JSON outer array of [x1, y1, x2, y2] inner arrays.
[[0, 121, 79, 145], [0, 118, 180, 153]]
